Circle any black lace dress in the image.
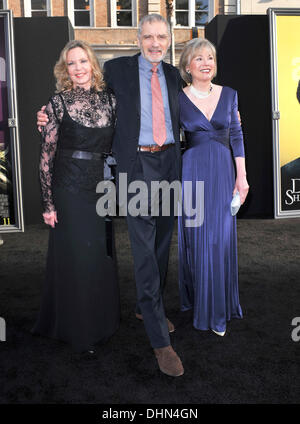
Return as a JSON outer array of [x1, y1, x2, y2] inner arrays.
[[32, 87, 120, 352]]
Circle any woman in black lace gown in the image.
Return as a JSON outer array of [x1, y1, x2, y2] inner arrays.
[[32, 40, 120, 352]]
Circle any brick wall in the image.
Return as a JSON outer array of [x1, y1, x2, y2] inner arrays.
[[95, 0, 109, 27], [5, 1, 206, 62], [7, 0, 22, 16], [148, 0, 160, 15], [75, 28, 139, 45], [139, 0, 148, 21], [52, 0, 65, 16]]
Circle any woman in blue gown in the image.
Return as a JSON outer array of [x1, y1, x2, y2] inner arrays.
[[178, 38, 249, 336]]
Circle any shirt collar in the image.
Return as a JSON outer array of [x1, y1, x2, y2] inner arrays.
[[138, 54, 163, 74]]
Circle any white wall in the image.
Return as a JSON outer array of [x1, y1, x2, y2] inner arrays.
[[241, 0, 300, 15]]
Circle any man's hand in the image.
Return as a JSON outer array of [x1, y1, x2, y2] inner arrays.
[[37, 105, 48, 132]]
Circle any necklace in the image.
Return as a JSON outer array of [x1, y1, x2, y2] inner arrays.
[[190, 84, 213, 99]]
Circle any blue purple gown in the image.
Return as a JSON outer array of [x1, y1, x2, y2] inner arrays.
[[178, 86, 245, 333]]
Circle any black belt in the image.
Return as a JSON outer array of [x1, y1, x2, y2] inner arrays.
[[137, 143, 174, 153], [58, 149, 102, 160], [58, 149, 116, 180]]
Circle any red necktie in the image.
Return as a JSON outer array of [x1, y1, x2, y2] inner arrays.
[[151, 65, 167, 146]]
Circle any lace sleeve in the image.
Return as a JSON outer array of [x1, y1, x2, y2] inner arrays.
[[39, 95, 63, 212], [110, 91, 117, 128], [110, 91, 116, 111], [102, 88, 116, 128]]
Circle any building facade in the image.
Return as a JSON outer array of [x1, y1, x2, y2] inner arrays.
[[1, 1, 299, 64]]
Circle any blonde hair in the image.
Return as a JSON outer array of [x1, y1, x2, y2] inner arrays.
[[179, 38, 217, 84], [54, 40, 105, 92]]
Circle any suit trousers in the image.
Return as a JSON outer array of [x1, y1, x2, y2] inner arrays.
[[126, 146, 178, 348]]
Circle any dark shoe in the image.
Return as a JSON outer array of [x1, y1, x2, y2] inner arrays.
[[154, 346, 184, 377], [135, 313, 175, 333]]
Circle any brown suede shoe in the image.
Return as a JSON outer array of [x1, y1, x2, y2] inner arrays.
[[154, 346, 184, 377], [135, 313, 175, 333]]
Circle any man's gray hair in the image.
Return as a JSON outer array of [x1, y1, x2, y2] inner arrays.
[[137, 14, 171, 39]]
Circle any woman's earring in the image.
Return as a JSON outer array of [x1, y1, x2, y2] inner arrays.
[[186, 69, 190, 74]]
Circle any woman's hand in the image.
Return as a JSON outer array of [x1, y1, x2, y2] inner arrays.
[[234, 157, 249, 205], [43, 210, 58, 228], [233, 175, 249, 205], [37, 105, 48, 132]]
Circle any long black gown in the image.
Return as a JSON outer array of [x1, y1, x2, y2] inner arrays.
[[32, 87, 120, 352]]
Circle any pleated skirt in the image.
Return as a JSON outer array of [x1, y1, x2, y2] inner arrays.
[[178, 138, 242, 333]]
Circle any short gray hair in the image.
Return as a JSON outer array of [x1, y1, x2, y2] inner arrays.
[[138, 14, 171, 39], [179, 38, 217, 84]]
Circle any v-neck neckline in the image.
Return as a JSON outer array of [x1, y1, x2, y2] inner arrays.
[[181, 86, 224, 124]]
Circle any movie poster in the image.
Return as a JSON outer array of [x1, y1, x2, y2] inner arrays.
[[269, 8, 300, 218], [0, 10, 23, 232]]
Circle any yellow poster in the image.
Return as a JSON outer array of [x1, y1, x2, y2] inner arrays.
[[276, 16, 300, 167], [275, 14, 300, 213]]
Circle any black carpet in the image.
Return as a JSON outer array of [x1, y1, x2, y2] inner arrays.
[[0, 218, 300, 406]]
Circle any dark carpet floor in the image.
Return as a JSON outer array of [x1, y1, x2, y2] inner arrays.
[[0, 217, 300, 405]]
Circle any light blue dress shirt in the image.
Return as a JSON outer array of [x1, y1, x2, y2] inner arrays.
[[138, 55, 174, 146]]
